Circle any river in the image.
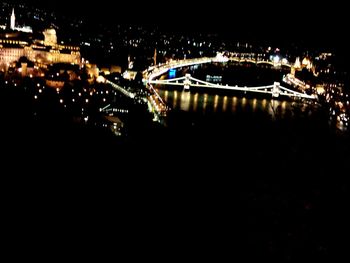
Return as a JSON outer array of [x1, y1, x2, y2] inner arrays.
[[154, 62, 320, 124]]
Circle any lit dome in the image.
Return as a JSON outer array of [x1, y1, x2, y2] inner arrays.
[[43, 28, 57, 46]]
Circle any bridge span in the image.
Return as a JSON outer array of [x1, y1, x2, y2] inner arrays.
[[149, 73, 316, 99], [144, 55, 317, 102]]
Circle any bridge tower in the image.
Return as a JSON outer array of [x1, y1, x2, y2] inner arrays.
[[272, 82, 280, 98], [184, 73, 191, 91]]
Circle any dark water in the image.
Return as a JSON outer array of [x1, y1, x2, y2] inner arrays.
[[155, 61, 320, 128], [147, 87, 349, 262], [158, 88, 316, 117], [154, 86, 335, 173], [150, 62, 348, 174], [134, 64, 350, 261]]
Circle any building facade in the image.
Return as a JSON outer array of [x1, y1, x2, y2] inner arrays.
[[0, 9, 80, 71]]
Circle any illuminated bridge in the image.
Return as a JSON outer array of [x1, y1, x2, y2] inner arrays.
[[145, 55, 316, 100], [143, 57, 222, 116], [149, 73, 316, 99], [105, 79, 135, 99], [143, 54, 291, 82], [97, 76, 135, 99]]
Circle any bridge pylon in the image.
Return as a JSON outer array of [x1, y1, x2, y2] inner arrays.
[[184, 73, 191, 91], [272, 82, 280, 98]]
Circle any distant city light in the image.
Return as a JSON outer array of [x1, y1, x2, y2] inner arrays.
[[169, 69, 176, 78], [96, 76, 105, 83], [273, 56, 280, 64]]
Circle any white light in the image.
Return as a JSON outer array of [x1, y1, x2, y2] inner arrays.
[[96, 76, 105, 83], [273, 56, 280, 64]]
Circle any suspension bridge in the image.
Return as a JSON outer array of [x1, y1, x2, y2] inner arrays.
[[149, 73, 316, 99]]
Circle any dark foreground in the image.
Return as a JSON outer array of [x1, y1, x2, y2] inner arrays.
[[1, 87, 349, 262]]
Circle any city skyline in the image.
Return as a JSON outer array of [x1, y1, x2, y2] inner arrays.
[[7, 0, 348, 45]]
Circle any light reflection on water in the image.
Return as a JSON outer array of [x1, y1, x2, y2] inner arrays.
[[232, 96, 237, 112], [173, 90, 178, 108], [193, 93, 198, 112], [180, 92, 191, 111], [252, 98, 257, 112], [242, 97, 247, 109], [203, 93, 208, 112], [156, 87, 305, 118], [214, 95, 219, 112], [223, 96, 228, 112]]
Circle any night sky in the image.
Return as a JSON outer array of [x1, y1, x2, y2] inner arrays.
[[12, 0, 348, 43]]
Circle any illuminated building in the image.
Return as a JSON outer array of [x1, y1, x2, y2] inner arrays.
[[291, 56, 316, 76], [45, 79, 65, 89], [122, 70, 137, 80], [302, 57, 311, 68], [43, 29, 57, 46], [0, 32, 81, 71], [294, 57, 301, 69], [10, 8, 15, 30], [9, 9, 32, 33], [104, 115, 124, 136], [0, 9, 80, 72]]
